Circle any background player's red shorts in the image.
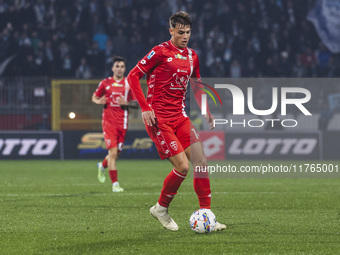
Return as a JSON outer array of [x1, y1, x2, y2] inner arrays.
[[103, 123, 127, 152], [145, 116, 201, 160]]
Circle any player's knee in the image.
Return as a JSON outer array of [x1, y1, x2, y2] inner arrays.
[[196, 156, 207, 168], [108, 150, 118, 160], [177, 162, 190, 175]]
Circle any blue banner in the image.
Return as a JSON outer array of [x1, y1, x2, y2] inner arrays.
[[307, 0, 340, 53]]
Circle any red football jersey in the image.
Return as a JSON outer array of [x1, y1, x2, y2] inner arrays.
[[135, 40, 200, 121], [94, 77, 135, 129]]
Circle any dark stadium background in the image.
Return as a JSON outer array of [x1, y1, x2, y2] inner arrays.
[[1, 0, 339, 79]]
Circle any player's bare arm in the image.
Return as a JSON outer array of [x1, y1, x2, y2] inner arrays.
[[92, 94, 106, 105]]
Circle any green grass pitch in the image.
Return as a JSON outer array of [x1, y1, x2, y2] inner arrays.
[[1, 160, 340, 254]]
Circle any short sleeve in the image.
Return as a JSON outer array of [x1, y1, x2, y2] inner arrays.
[[94, 80, 105, 97]]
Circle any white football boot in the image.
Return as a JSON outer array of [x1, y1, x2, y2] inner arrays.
[[150, 203, 178, 231], [214, 221, 227, 231], [97, 162, 105, 183], [112, 182, 124, 192], [205, 209, 227, 231]]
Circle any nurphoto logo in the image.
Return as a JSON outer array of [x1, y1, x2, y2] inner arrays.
[[200, 83, 312, 128]]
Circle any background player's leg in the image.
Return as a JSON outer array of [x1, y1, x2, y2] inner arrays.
[[108, 147, 123, 192], [108, 147, 118, 172], [97, 155, 108, 183], [102, 155, 108, 168], [185, 142, 211, 209]]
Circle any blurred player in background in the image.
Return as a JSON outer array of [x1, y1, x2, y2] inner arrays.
[[92, 56, 138, 192], [127, 11, 226, 231]]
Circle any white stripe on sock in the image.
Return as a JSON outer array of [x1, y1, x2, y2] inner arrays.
[[172, 169, 186, 179]]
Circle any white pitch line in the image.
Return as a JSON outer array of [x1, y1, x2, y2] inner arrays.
[[0, 191, 298, 197], [0, 183, 161, 187]]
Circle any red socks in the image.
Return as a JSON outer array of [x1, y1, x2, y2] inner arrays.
[[158, 168, 211, 209], [158, 169, 186, 207], [109, 170, 117, 183], [194, 168, 211, 209], [102, 158, 108, 168]]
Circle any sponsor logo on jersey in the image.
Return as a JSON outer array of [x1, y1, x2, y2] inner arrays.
[[140, 60, 146, 64], [175, 53, 187, 60], [167, 57, 173, 62], [112, 82, 123, 87], [147, 50, 155, 59], [170, 141, 178, 151]]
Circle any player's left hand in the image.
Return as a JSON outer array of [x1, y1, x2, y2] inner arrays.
[[117, 96, 127, 105], [142, 109, 156, 127], [204, 114, 215, 129]]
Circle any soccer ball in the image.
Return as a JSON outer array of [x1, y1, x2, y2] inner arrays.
[[189, 209, 216, 233]]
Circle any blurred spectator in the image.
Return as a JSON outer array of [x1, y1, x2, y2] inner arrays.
[[93, 29, 108, 51], [210, 57, 225, 77], [86, 41, 104, 76], [0, 0, 339, 79], [315, 44, 331, 77], [292, 55, 306, 78], [300, 47, 316, 77], [59, 53, 73, 77], [244, 60, 260, 78], [76, 57, 92, 79], [112, 28, 127, 59], [318, 103, 333, 131], [229, 59, 242, 78], [22, 54, 38, 76]]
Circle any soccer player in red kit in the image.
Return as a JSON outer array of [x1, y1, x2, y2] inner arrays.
[[92, 56, 138, 192], [127, 12, 226, 231]]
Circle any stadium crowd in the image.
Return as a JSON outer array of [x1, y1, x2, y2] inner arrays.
[[0, 0, 339, 78]]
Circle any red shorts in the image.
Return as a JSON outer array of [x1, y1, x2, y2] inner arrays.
[[103, 123, 127, 152], [145, 117, 201, 160]]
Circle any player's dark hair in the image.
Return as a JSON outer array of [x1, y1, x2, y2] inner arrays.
[[169, 11, 191, 29], [112, 56, 126, 65]]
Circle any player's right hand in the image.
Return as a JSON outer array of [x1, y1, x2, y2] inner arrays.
[[204, 114, 215, 130], [98, 96, 107, 104], [142, 110, 156, 126]]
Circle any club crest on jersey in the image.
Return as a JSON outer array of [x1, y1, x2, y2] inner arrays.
[[170, 141, 178, 151], [112, 82, 123, 87], [175, 53, 187, 60], [147, 50, 155, 59]]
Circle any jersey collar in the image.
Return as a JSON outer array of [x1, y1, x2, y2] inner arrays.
[[112, 77, 124, 83], [169, 40, 187, 53]]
